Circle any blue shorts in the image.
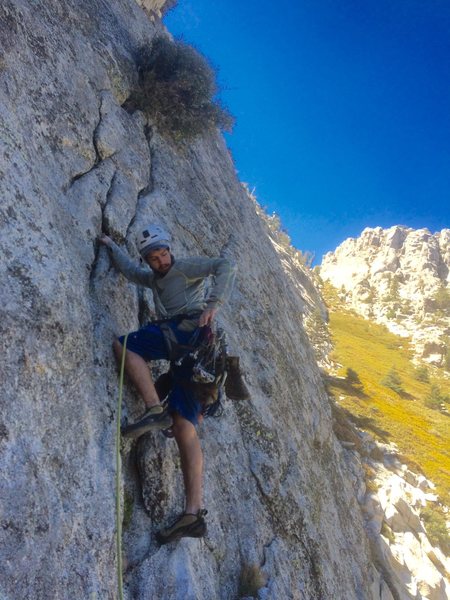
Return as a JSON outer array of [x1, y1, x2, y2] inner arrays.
[[118, 322, 202, 425]]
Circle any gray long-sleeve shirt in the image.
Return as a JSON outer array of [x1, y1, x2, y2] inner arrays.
[[108, 242, 237, 318]]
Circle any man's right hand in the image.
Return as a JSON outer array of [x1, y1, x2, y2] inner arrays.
[[98, 234, 112, 247], [199, 307, 218, 327]]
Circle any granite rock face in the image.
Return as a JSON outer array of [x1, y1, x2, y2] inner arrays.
[[0, 2, 401, 599], [320, 226, 450, 367]]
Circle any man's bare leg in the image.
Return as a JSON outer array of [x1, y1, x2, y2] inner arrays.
[[113, 339, 159, 409], [172, 412, 203, 514]]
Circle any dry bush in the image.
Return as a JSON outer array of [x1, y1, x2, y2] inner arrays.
[[129, 37, 234, 140], [238, 563, 267, 598]]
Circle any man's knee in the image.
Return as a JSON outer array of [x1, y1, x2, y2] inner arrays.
[[172, 413, 197, 440]]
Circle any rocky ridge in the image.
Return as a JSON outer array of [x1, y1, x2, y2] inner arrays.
[[320, 226, 450, 367]]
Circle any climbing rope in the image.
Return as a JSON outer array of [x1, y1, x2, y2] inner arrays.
[[116, 334, 128, 600]]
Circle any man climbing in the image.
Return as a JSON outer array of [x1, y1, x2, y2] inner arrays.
[[99, 224, 240, 544]]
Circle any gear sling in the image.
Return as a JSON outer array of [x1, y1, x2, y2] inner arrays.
[[154, 313, 228, 418]]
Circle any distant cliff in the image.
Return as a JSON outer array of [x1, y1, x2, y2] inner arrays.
[[0, 2, 436, 599], [320, 226, 450, 367]]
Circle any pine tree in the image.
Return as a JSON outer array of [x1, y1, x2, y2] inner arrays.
[[444, 346, 450, 372], [381, 367, 404, 394], [433, 284, 450, 312], [414, 365, 429, 383], [424, 385, 443, 410]]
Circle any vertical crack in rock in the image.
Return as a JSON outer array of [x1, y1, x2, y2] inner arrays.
[[92, 92, 105, 165], [137, 287, 150, 327], [68, 91, 108, 188], [121, 463, 157, 585], [89, 169, 118, 291], [102, 169, 119, 218], [125, 121, 155, 240], [116, 118, 160, 591], [247, 463, 301, 543], [124, 120, 155, 326], [247, 463, 326, 599], [138, 123, 155, 198]]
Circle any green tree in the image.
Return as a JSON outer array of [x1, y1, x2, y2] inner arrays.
[[424, 385, 444, 410], [362, 284, 377, 306], [381, 367, 404, 394], [421, 506, 450, 555], [383, 274, 401, 303], [386, 307, 397, 319], [305, 308, 330, 353], [433, 284, 450, 312], [444, 346, 450, 372], [414, 365, 429, 383], [401, 299, 413, 315]]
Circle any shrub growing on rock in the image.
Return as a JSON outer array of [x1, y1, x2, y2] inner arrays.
[[129, 37, 234, 140], [420, 506, 450, 555], [238, 563, 267, 598]]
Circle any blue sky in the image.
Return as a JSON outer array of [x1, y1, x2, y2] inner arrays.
[[164, 1, 450, 262]]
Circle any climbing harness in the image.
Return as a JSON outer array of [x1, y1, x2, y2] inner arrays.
[[157, 322, 229, 417], [155, 312, 203, 361], [116, 334, 128, 600]]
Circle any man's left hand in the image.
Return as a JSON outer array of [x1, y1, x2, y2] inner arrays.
[[199, 307, 218, 327]]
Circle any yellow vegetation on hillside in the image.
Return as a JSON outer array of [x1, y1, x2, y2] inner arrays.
[[321, 283, 450, 506]]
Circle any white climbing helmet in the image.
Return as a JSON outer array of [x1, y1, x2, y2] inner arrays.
[[137, 224, 171, 258]]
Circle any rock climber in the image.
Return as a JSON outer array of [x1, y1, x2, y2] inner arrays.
[[99, 223, 244, 544]]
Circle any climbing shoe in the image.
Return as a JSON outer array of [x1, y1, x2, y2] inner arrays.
[[156, 509, 208, 545], [121, 405, 173, 439], [224, 356, 251, 401]]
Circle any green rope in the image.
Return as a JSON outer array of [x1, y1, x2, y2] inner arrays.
[[116, 334, 127, 600]]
